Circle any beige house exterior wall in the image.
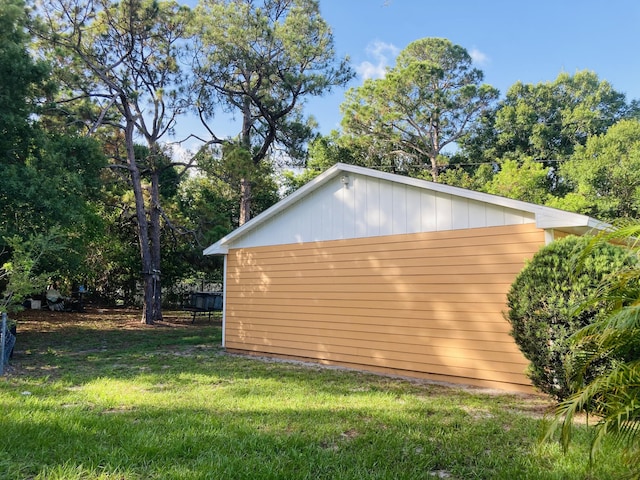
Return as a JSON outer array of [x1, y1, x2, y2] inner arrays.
[[224, 222, 546, 393]]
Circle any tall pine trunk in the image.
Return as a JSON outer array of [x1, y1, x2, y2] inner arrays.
[[150, 167, 163, 322], [238, 178, 251, 226], [238, 96, 253, 226], [429, 121, 440, 182], [125, 120, 155, 325]]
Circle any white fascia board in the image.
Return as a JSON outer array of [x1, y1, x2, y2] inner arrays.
[[535, 211, 610, 231], [202, 165, 343, 255], [202, 243, 229, 255]]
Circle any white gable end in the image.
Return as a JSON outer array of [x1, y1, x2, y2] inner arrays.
[[230, 172, 535, 249], [204, 163, 605, 255]]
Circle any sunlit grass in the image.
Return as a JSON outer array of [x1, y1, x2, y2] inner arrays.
[[0, 309, 628, 479]]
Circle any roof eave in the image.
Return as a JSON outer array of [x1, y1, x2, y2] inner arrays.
[[536, 212, 610, 232], [203, 243, 229, 255]]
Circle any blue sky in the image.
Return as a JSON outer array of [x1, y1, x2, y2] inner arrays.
[[309, 0, 640, 131], [173, 0, 640, 155]]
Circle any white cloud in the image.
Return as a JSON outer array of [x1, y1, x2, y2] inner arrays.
[[355, 40, 400, 80], [366, 40, 400, 59], [356, 61, 386, 80], [469, 47, 489, 66], [167, 142, 193, 163]]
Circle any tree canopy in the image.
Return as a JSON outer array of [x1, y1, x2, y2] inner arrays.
[[0, 0, 108, 308], [36, 0, 197, 323], [551, 119, 640, 220], [0, 0, 48, 163], [4, 1, 640, 316], [193, 0, 353, 224], [436, 71, 640, 212], [2, 0, 350, 316], [458, 71, 638, 169], [340, 38, 499, 181]]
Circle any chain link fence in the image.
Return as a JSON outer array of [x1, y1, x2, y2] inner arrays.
[[1, 312, 16, 375]]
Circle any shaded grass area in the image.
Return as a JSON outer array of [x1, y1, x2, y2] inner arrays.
[[0, 309, 626, 479]]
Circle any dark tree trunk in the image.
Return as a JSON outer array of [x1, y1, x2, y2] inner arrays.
[[239, 177, 251, 226], [125, 119, 154, 325], [238, 96, 253, 226], [150, 167, 163, 322]]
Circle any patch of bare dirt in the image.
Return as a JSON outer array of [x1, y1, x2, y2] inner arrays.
[[13, 306, 218, 332]]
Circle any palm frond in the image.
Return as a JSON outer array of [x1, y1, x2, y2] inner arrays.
[[547, 361, 640, 454]]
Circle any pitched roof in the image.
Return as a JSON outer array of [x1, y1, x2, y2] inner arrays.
[[204, 163, 607, 255]]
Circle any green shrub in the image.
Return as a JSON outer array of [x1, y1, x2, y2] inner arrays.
[[506, 235, 636, 400]]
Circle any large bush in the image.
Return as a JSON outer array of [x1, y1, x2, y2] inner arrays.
[[506, 235, 636, 400]]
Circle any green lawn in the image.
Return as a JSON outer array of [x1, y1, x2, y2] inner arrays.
[[0, 309, 626, 479]]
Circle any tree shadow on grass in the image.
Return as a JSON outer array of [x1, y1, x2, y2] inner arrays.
[[0, 309, 628, 479], [0, 389, 622, 480]]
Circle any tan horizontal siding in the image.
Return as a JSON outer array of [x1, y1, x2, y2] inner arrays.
[[231, 253, 540, 273], [228, 287, 508, 300], [224, 223, 545, 390], [228, 281, 512, 294], [228, 298, 507, 313], [225, 324, 524, 356], [229, 272, 521, 285], [230, 264, 526, 278], [226, 311, 514, 335], [231, 243, 540, 269], [225, 340, 528, 376], [230, 259, 529, 274], [234, 224, 541, 257], [225, 329, 528, 368]]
